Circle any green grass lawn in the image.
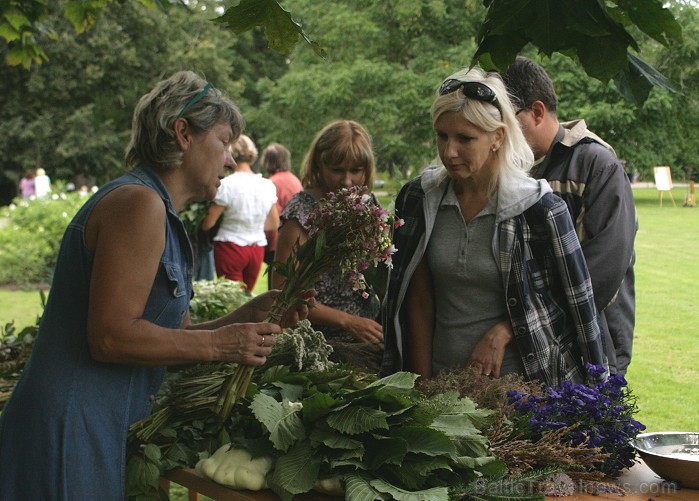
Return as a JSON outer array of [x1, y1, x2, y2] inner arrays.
[[2, 187, 697, 436], [624, 187, 699, 432], [0, 288, 45, 330]]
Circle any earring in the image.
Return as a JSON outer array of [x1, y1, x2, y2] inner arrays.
[[492, 146, 498, 152]]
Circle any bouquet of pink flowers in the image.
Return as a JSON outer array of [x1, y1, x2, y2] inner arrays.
[[214, 186, 402, 419]]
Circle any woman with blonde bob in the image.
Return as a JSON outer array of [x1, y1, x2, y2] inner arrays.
[[273, 120, 384, 371], [381, 67, 607, 387]]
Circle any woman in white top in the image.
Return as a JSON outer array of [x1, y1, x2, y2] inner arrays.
[[202, 135, 279, 291], [34, 167, 51, 198]]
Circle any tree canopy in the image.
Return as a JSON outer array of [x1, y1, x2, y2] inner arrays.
[[2, 0, 685, 104], [1, 0, 698, 204]]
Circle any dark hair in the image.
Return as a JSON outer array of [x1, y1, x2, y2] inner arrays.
[[501, 56, 558, 115], [260, 143, 291, 174]]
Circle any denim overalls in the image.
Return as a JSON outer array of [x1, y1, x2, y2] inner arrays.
[[0, 166, 193, 500]]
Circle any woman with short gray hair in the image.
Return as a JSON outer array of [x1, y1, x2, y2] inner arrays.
[[0, 70, 312, 499]]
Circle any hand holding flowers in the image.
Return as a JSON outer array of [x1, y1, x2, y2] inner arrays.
[[213, 186, 402, 420]]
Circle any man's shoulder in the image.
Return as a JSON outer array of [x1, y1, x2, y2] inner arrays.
[[560, 120, 617, 158]]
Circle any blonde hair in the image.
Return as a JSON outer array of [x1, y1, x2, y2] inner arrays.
[[230, 134, 258, 164], [430, 67, 533, 195], [300, 120, 375, 191]]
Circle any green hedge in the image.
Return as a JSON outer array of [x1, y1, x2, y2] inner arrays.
[[0, 195, 87, 285]]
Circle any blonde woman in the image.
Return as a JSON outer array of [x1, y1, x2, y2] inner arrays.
[[381, 68, 607, 387], [202, 134, 279, 291]]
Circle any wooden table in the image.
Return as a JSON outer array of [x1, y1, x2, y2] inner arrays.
[[163, 460, 699, 501]]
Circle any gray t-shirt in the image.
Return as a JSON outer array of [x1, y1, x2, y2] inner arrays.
[[427, 188, 524, 376]]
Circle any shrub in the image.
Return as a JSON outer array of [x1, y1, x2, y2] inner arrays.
[[189, 278, 250, 324], [0, 195, 87, 285]]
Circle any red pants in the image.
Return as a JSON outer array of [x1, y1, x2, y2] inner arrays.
[[213, 241, 264, 291]]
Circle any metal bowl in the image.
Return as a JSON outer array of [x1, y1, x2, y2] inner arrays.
[[632, 432, 699, 488]]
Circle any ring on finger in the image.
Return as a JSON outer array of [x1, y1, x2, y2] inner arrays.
[[259, 335, 265, 347]]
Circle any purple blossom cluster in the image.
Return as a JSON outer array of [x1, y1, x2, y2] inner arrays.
[[305, 186, 402, 297], [507, 364, 646, 477]]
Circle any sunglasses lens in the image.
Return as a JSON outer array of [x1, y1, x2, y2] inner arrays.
[[438, 79, 502, 118], [439, 79, 460, 95]]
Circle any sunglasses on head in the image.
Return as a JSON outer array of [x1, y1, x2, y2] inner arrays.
[[438, 79, 502, 119]]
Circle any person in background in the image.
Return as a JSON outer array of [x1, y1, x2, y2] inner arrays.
[[381, 67, 607, 387], [0, 70, 311, 500], [272, 120, 384, 371], [502, 56, 637, 376], [18, 170, 35, 199], [259, 142, 303, 288], [201, 134, 279, 292], [34, 167, 51, 198]]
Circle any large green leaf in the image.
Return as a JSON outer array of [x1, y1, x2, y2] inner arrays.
[[614, 52, 681, 106], [454, 453, 499, 470], [271, 381, 305, 403], [454, 437, 494, 463], [430, 414, 483, 437], [250, 393, 306, 452], [380, 458, 453, 491], [390, 426, 456, 458], [370, 478, 450, 501], [214, 0, 325, 58], [326, 405, 389, 435], [345, 473, 390, 501], [577, 35, 629, 82], [366, 371, 418, 390], [473, 0, 679, 104], [310, 427, 365, 453], [302, 391, 340, 422], [360, 389, 416, 415], [270, 440, 322, 498], [620, 0, 683, 46], [364, 436, 409, 469]]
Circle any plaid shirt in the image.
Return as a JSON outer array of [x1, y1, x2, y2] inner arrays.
[[381, 173, 607, 386]]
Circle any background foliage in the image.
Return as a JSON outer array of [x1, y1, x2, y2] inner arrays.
[[2, 0, 699, 206], [0, 194, 86, 285]]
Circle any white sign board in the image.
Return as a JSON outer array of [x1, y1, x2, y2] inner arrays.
[[654, 166, 672, 191]]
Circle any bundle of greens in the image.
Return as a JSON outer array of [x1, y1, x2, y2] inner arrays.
[[126, 320, 336, 499], [214, 186, 401, 420]]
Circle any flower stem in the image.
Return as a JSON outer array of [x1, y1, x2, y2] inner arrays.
[[212, 297, 291, 420]]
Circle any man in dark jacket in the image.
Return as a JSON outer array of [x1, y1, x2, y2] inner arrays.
[[502, 56, 637, 375]]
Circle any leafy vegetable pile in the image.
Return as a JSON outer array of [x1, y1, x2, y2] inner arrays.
[[127, 320, 646, 501], [126, 320, 338, 500], [234, 371, 497, 501]]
